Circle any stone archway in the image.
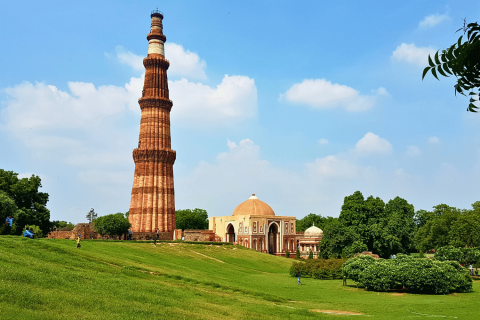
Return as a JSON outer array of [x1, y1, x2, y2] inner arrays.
[[226, 224, 235, 243], [268, 223, 278, 254]]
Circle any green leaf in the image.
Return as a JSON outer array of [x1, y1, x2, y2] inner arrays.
[[469, 92, 477, 95], [458, 35, 463, 48], [431, 67, 440, 80], [434, 51, 441, 65], [468, 103, 478, 112], [442, 63, 453, 75], [422, 67, 431, 80], [437, 65, 448, 77], [428, 55, 435, 68], [441, 53, 448, 63]]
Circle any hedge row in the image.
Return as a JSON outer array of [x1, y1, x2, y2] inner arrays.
[[290, 259, 345, 279], [342, 254, 472, 294]]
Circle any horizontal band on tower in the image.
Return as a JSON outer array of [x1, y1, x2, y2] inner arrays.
[[138, 98, 173, 111], [133, 148, 176, 164], [147, 33, 166, 43], [143, 56, 170, 69], [131, 186, 175, 195]]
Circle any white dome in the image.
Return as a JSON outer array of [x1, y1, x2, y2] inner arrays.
[[304, 223, 323, 237]]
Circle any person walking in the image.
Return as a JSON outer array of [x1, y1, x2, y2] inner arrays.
[[128, 229, 133, 240], [5, 215, 13, 235], [76, 234, 81, 249], [296, 269, 302, 285]]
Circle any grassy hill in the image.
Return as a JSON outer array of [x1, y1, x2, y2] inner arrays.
[[1, 236, 479, 319]]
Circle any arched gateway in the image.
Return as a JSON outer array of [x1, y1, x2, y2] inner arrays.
[[208, 194, 297, 255]]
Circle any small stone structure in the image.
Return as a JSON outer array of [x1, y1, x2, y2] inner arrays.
[[354, 251, 380, 259], [47, 223, 102, 240], [184, 229, 217, 242]]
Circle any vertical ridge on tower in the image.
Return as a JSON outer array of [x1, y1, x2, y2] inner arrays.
[[129, 10, 176, 238]]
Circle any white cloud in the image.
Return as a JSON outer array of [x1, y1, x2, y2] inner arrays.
[[392, 43, 436, 67], [428, 136, 441, 144], [405, 145, 421, 157], [169, 75, 257, 126], [114, 46, 144, 71], [355, 132, 393, 155], [165, 43, 207, 80], [280, 79, 387, 112], [109, 43, 207, 80], [305, 155, 361, 179], [318, 138, 329, 145], [419, 13, 449, 29]]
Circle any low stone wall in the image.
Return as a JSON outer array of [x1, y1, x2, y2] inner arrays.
[[354, 251, 380, 259], [184, 229, 217, 242], [131, 231, 173, 241]]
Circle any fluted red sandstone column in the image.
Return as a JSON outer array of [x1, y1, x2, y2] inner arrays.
[[129, 10, 176, 236]]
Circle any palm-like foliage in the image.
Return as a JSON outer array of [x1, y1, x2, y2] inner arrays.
[[423, 20, 480, 112]]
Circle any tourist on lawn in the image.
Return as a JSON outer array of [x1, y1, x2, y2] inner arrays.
[[23, 228, 34, 239], [5, 215, 13, 235], [156, 228, 160, 238], [296, 269, 302, 285], [128, 229, 133, 240], [76, 234, 81, 249]]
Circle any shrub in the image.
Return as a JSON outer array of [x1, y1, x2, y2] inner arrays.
[[345, 253, 473, 294], [285, 250, 290, 258], [435, 246, 480, 266], [290, 259, 344, 279], [295, 248, 301, 260], [21, 225, 43, 238], [342, 255, 376, 282], [308, 251, 313, 259]]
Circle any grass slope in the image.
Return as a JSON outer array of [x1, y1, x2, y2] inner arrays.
[[1, 236, 479, 319]]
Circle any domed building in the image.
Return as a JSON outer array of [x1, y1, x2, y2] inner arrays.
[[209, 194, 297, 255], [298, 223, 323, 257]]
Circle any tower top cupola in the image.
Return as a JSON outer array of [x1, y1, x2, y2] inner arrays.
[[147, 8, 166, 56]]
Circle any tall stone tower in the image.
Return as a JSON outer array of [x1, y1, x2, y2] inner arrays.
[[129, 9, 176, 238]]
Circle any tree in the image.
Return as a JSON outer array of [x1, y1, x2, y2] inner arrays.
[[308, 250, 314, 259], [0, 191, 17, 234], [295, 248, 301, 260], [373, 197, 416, 258], [175, 208, 208, 230], [93, 213, 131, 239], [51, 220, 75, 231], [0, 170, 50, 235], [423, 20, 480, 112], [296, 213, 335, 232]]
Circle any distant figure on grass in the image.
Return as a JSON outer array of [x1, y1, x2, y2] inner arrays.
[[296, 269, 302, 285], [343, 276, 347, 286], [23, 228, 34, 239], [5, 215, 13, 235], [76, 234, 81, 249], [128, 229, 133, 240]]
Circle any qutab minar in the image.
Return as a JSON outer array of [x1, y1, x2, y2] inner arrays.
[[129, 9, 176, 239]]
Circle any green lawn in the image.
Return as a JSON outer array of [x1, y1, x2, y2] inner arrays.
[[1, 236, 479, 319]]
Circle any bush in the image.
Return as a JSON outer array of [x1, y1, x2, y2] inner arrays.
[[21, 225, 43, 238], [344, 253, 472, 294], [342, 255, 376, 282], [435, 246, 480, 266], [290, 259, 344, 279], [285, 250, 290, 258], [308, 251, 313, 259], [295, 248, 301, 260]]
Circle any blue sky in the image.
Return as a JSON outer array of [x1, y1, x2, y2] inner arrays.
[[1, 1, 480, 223]]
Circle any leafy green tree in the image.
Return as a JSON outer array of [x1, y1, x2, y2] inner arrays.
[[285, 250, 290, 258], [449, 210, 480, 248], [175, 208, 208, 230], [295, 248, 301, 259], [296, 213, 335, 232], [51, 220, 75, 231], [0, 191, 17, 234], [93, 213, 131, 239], [373, 197, 416, 257], [423, 20, 480, 112], [0, 170, 50, 235], [308, 250, 313, 259], [435, 246, 480, 266]]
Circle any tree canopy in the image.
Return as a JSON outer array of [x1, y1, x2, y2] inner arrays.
[[295, 213, 335, 232], [423, 20, 480, 112], [175, 208, 208, 230], [318, 191, 416, 259], [93, 213, 131, 239], [0, 169, 50, 235]]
